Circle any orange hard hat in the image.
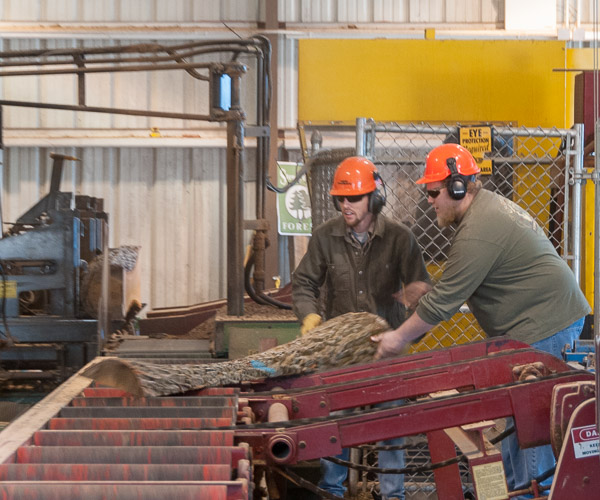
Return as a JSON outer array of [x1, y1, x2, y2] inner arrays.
[[417, 143, 480, 184], [330, 156, 378, 196]]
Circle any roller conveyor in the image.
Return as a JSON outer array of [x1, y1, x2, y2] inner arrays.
[[0, 378, 251, 499], [0, 337, 596, 499]]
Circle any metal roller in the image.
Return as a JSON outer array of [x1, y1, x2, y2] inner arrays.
[[47, 417, 235, 430], [70, 396, 237, 408], [0, 464, 235, 481], [267, 402, 289, 423], [0, 481, 248, 500], [33, 430, 235, 447], [80, 387, 240, 398], [58, 406, 236, 419], [16, 446, 248, 466]]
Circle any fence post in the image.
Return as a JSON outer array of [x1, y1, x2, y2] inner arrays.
[[356, 117, 366, 156], [572, 123, 585, 282]]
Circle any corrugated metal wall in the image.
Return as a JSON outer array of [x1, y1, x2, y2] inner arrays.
[[2, 146, 259, 310], [0, 1, 260, 23], [279, 0, 502, 24]]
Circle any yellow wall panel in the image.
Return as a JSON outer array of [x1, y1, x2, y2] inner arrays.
[[299, 39, 568, 127]]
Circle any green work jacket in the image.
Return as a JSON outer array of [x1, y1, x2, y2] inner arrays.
[[292, 215, 430, 329]]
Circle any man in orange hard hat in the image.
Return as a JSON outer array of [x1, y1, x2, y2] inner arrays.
[[372, 143, 590, 498], [293, 156, 430, 500]]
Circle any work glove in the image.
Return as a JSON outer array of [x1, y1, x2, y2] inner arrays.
[[300, 313, 322, 336]]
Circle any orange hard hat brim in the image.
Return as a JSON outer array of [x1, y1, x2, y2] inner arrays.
[[415, 172, 449, 184]]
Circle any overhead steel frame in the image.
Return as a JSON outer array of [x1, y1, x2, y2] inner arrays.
[[0, 37, 273, 317]]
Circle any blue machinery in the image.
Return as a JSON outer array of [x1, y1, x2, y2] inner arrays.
[[0, 154, 106, 381]]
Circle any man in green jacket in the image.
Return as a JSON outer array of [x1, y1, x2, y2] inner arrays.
[[292, 156, 430, 500], [372, 143, 591, 498]]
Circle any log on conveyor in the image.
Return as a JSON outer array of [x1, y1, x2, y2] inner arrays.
[[82, 312, 389, 397]]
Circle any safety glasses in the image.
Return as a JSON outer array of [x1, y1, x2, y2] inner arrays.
[[426, 188, 444, 199], [336, 194, 366, 203]]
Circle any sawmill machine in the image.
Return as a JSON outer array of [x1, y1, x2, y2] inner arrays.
[[0, 336, 596, 499], [0, 153, 108, 381]]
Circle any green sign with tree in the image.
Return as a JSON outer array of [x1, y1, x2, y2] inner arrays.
[[276, 161, 312, 235]]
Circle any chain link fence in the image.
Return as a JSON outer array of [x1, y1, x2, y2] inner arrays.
[[298, 119, 584, 499], [300, 119, 583, 350]]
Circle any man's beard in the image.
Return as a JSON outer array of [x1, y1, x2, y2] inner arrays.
[[436, 215, 452, 228], [436, 207, 458, 228]]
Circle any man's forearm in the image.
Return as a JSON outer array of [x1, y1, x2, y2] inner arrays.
[[397, 312, 434, 341], [372, 312, 435, 359]]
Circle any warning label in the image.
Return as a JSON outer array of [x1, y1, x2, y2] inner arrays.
[[472, 461, 508, 500], [460, 126, 493, 175], [460, 127, 491, 154], [571, 424, 600, 459]]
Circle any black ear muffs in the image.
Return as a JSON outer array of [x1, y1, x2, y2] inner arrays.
[[333, 196, 341, 211], [369, 170, 386, 215], [446, 157, 467, 200]]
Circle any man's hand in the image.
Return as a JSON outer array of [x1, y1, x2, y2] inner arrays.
[[372, 313, 435, 360], [371, 330, 410, 360], [300, 313, 322, 336], [393, 281, 432, 309]]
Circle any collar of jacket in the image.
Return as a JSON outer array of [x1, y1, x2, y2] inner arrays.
[[330, 214, 384, 238]]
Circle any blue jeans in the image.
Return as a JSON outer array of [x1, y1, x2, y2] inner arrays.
[[319, 401, 405, 499], [501, 317, 585, 499]]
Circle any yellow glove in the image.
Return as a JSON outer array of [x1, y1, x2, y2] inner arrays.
[[300, 313, 322, 336]]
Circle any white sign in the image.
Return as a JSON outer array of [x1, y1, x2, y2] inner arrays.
[[571, 424, 600, 459], [472, 461, 508, 500]]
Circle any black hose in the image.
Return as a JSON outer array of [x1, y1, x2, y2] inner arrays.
[[244, 249, 292, 310], [489, 425, 515, 445], [534, 465, 556, 484], [244, 251, 269, 306]]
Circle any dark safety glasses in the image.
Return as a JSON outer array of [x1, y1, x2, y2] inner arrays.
[[426, 188, 444, 199], [336, 194, 366, 203]]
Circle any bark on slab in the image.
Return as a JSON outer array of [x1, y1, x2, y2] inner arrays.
[[82, 312, 389, 397]]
